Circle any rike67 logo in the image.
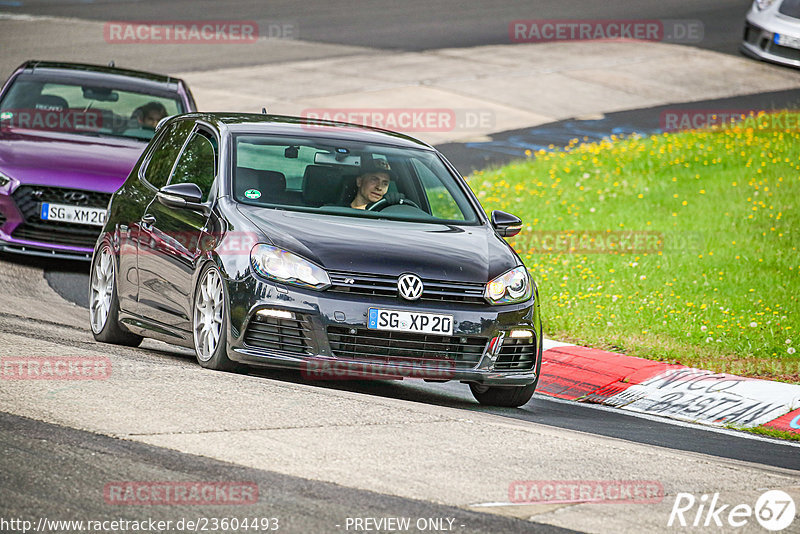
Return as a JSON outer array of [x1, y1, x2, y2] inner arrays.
[[668, 490, 796, 531]]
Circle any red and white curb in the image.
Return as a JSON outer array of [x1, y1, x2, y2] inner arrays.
[[540, 339, 800, 436]]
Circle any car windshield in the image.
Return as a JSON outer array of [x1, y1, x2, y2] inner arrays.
[[0, 73, 184, 141], [233, 135, 480, 224]]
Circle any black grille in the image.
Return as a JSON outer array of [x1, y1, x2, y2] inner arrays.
[[327, 326, 487, 369], [13, 186, 110, 212], [495, 337, 537, 370], [244, 314, 312, 354], [328, 271, 486, 304], [743, 23, 761, 46], [769, 42, 800, 61], [10, 186, 110, 248], [779, 0, 800, 18], [0, 209, 6, 228], [11, 226, 98, 247]]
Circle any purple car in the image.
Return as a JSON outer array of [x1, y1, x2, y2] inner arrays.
[[0, 61, 196, 260]]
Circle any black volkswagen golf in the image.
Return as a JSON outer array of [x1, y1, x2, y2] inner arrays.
[[90, 113, 542, 407]]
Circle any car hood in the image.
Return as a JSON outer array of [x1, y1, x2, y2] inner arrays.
[[0, 129, 145, 193], [236, 205, 519, 283]]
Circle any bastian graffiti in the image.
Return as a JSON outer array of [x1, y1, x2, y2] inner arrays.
[[603, 368, 800, 428]]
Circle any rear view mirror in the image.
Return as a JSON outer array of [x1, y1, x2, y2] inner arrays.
[[82, 86, 119, 102], [314, 151, 361, 167], [491, 210, 523, 238]]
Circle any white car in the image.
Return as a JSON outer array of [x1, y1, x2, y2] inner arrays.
[[742, 0, 800, 68]]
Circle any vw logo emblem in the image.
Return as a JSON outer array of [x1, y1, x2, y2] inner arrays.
[[63, 191, 89, 204], [397, 273, 424, 301]]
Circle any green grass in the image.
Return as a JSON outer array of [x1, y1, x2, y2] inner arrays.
[[738, 425, 800, 443], [468, 112, 800, 383]]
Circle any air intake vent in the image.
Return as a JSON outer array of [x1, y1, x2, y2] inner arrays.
[[495, 337, 538, 370], [244, 314, 312, 354]]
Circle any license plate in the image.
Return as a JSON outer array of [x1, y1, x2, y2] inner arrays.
[[368, 308, 454, 336], [40, 203, 106, 227], [775, 33, 800, 50]]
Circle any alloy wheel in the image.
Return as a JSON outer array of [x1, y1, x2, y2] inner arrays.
[[90, 246, 114, 334], [194, 268, 224, 362]]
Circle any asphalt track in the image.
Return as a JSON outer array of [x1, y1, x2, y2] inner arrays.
[[0, 411, 574, 534], [0, 0, 752, 55]]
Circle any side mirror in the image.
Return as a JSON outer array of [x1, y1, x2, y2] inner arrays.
[[157, 183, 204, 211], [491, 210, 522, 238]]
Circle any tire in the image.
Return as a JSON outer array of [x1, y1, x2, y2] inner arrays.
[[89, 243, 143, 347], [192, 264, 242, 372], [469, 382, 536, 408]]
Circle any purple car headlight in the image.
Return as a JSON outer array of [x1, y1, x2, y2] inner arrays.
[[0, 170, 14, 192]]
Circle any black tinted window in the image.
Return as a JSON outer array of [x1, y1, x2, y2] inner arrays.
[[233, 135, 479, 224], [169, 130, 217, 202], [143, 121, 193, 189]]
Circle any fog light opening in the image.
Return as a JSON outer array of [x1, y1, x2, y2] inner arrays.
[[509, 329, 533, 339], [256, 308, 295, 320]]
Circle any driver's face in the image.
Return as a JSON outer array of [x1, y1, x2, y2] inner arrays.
[[357, 172, 391, 203], [141, 113, 163, 129]]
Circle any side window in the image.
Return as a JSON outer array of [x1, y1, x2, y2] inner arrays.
[[143, 121, 193, 189], [169, 129, 217, 202], [412, 159, 466, 221]]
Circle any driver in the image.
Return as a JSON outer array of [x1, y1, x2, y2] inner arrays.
[[349, 158, 404, 210], [131, 101, 167, 130]]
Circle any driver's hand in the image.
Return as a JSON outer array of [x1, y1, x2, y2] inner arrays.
[[383, 192, 406, 205]]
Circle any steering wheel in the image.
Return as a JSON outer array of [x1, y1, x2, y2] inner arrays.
[[367, 197, 421, 211]]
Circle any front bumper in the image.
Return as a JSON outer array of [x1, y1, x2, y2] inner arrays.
[[226, 275, 542, 386], [741, 15, 800, 68], [0, 185, 106, 261]]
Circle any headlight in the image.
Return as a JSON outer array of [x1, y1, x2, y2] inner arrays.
[[754, 0, 777, 10], [250, 244, 330, 290], [0, 170, 11, 188], [485, 266, 532, 304]]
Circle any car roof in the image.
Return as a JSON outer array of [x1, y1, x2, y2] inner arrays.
[[180, 112, 436, 150], [16, 60, 186, 90]]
